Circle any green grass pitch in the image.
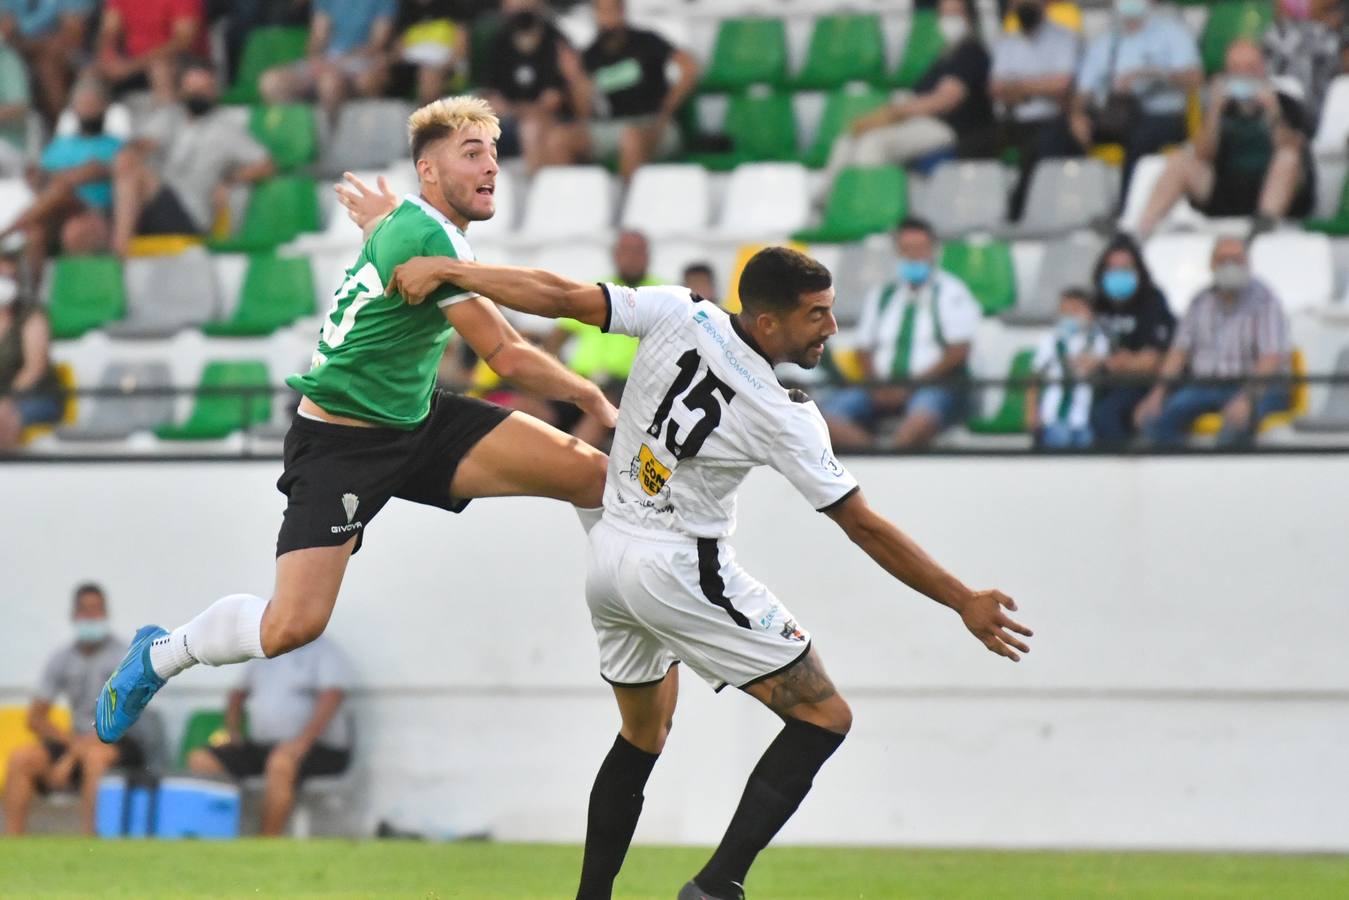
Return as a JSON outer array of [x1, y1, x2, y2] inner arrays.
[[3, 840, 1347, 898]]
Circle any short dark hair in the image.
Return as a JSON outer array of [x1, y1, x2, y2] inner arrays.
[[179, 57, 216, 80], [682, 262, 713, 280], [1060, 286, 1091, 305], [896, 216, 935, 240], [72, 582, 106, 612], [738, 247, 832, 316]]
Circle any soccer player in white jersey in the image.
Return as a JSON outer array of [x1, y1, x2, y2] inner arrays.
[[385, 247, 1033, 900]]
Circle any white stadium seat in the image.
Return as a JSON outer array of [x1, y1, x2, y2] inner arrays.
[[1250, 231, 1334, 313], [1313, 76, 1349, 157], [527, 241, 612, 285], [712, 162, 810, 240], [620, 164, 712, 238], [516, 166, 615, 244], [1144, 233, 1217, 316]]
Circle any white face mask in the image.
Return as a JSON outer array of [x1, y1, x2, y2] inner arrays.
[[938, 14, 970, 45], [0, 276, 15, 309], [1213, 262, 1250, 294]]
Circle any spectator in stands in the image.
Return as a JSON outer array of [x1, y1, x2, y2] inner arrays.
[[822, 217, 980, 451], [1134, 236, 1291, 447], [111, 59, 275, 256], [1067, 0, 1201, 199], [3, 584, 152, 834], [389, 0, 469, 106], [0, 28, 31, 176], [1025, 287, 1109, 449], [991, 0, 1082, 220], [0, 76, 118, 279], [480, 0, 589, 170], [544, 0, 700, 181], [1088, 233, 1176, 447], [0, 0, 94, 123], [817, 0, 992, 202], [187, 635, 354, 837], [682, 261, 718, 305], [95, 0, 208, 101], [1136, 40, 1315, 240], [546, 228, 653, 447], [1263, 0, 1343, 126], [260, 0, 396, 126], [0, 271, 62, 447]]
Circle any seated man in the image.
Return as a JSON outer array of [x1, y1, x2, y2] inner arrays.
[[822, 216, 981, 451], [1134, 236, 1291, 447], [1136, 40, 1315, 239], [94, 0, 208, 100], [1067, 0, 1201, 198], [111, 59, 274, 256], [0, 0, 94, 122], [0, 76, 119, 278], [260, 0, 395, 127], [187, 635, 354, 836], [0, 273, 63, 448], [3, 584, 152, 835], [544, 0, 699, 181], [991, 0, 1081, 220]]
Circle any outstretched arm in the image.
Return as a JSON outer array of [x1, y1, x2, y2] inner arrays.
[[825, 491, 1032, 661], [387, 257, 609, 327]]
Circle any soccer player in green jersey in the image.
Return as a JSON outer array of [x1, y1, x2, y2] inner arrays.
[[96, 97, 617, 743]]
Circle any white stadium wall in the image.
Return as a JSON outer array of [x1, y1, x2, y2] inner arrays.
[[3, 457, 1349, 850]]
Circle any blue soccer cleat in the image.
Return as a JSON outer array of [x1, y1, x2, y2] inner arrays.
[[95, 625, 168, 743]]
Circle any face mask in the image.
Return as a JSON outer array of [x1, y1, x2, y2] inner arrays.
[[74, 618, 110, 644], [1227, 77, 1259, 103], [1101, 268, 1139, 302], [1116, 0, 1148, 20], [1016, 2, 1044, 31], [0, 276, 15, 308], [898, 259, 932, 286], [1214, 262, 1250, 293], [183, 95, 215, 117], [1055, 316, 1085, 341], [938, 15, 969, 44], [77, 114, 104, 136]]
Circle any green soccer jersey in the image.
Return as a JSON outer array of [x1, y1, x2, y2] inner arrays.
[[287, 195, 476, 429]]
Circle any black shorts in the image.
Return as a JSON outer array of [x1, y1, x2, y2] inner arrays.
[[38, 736, 144, 793], [136, 185, 201, 236], [276, 390, 512, 556], [207, 741, 351, 781], [1199, 164, 1314, 219]]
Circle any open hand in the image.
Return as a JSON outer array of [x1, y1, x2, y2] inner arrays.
[[386, 256, 450, 305], [959, 589, 1032, 662], [335, 171, 398, 230]]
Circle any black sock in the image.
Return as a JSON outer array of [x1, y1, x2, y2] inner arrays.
[[694, 718, 845, 896], [575, 734, 660, 900]]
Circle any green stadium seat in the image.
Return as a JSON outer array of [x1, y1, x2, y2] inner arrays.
[[1200, 2, 1274, 75], [893, 10, 944, 89], [967, 350, 1035, 434], [249, 104, 318, 171], [792, 166, 907, 243], [222, 26, 308, 105], [47, 255, 126, 339], [203, 255, 316, 337], [177, 709, 248, 769], [700, 18, 789, 91], [155, 361, 271, 440], [940, 239, 1016, 316], [1305, 176, 1349, 236], [209, 176, 321, 252], [802, 84, 891, 169], [688, 90, 798, 171], [793, 13, 887, 89]]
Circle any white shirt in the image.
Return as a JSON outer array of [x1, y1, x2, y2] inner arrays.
[[1032, 327, 1109, 430], [856, 270, 982, 380], [602, 284, 859, 540]]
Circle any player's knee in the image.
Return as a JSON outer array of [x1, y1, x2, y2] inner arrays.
[[262, 614, 324, 657], [794, 695, 852, 736], [264, 750, 298, 780], [573, 445, 608, 507]]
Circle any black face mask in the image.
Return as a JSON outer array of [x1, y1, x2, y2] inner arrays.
[[77, 114, 104, 137], [183, 95, 215, 118], [1016, 2, 1044, 31]]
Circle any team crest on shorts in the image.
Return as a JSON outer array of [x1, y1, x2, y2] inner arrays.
[[779, 618, 806, 642], [631, 443, 672, 496]]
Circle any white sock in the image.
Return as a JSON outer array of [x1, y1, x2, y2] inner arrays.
[[149, 593, 268, 680], [575, 505, 604, 534]]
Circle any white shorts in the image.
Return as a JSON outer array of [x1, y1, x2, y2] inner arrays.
[[586, 518, 812, 691]]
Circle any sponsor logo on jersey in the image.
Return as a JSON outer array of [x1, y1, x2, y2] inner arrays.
[[632, 443, 672, 496], [692, 310, 766, 391], [332, 492, 364, 534], [780, 618, 806, 642]]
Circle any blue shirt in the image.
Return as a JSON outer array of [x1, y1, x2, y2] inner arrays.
[[1076, 13, 1201, 116], [1, 0, 94, 40], [315, 0, 395, 56], [40, 134, 123, 210]]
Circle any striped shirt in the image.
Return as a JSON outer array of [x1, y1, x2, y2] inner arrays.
[[1173, 278, 1289, 379]]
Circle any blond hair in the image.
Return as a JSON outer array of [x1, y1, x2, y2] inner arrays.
[[407, 95, 502, 161]]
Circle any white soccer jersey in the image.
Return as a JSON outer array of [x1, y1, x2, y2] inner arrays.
[[600, 283, 859, 539]]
